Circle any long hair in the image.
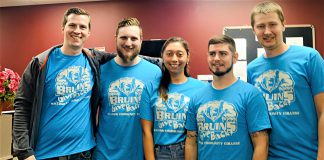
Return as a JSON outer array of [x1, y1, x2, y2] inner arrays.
[[158, 37, 190, 100]]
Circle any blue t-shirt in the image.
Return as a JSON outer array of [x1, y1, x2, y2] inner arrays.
[[247, 45, 324, 160], [140, 77, 207, 145], [35, 48, 95, 159], [186, 80, 271, 160], [93, 58, 161, 160]]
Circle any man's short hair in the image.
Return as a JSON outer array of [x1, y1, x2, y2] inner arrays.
[[62, 7, 91, 30], [208, 35, 236, 53], [250, 1, 285, 27], [116, 17, 142, 38]]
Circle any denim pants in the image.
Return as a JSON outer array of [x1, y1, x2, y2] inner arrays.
[[154, 141, 185, 160], [46, 150, 92, 160]]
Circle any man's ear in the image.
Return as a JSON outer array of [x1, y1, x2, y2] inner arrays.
[[233, 52, 239, 64]]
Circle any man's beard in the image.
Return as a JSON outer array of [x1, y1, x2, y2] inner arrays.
[[209, 62, 233, 77], [117, 47, 139, 63]]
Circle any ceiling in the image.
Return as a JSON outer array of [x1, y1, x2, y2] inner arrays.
[[0, 0, 107, 8]]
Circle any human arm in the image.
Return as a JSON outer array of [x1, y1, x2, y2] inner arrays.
[[246, 87, 271, 160], [185, 131, 198, 160], [139, 82, 156, 160], [250, 130, 269, 160], [185, 97, 198, 160], [24, 155, 36, 160], [315, 92, 324, 160], [141, 119, 155, 160], [89, 49, 117, 64], [13, 60, 38, 159], [307, 50, 324, 160], [140, 55, 162, 69]]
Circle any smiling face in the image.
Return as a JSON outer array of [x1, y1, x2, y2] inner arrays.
[[162, 42, 189, 76], [253, 12, 285, 51], [116, 25, 142, 64], [62, 14, 90, 53], [208, 43, 237, 77]]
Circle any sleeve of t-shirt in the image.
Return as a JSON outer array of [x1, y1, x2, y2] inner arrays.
[[185, 96, 198, 131], [246, 88, 272, 133], [247, 65, 253, 84], [307, 50, 324, 95], [140, 82, 154, 121]]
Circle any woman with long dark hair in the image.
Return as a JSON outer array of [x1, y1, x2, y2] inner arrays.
[[140, 37, 206, 159]]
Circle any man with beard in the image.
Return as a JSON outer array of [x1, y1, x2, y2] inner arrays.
[[93, 17, 161, 159], [185, 35, 271, 160], [248, 2, 324, 159]]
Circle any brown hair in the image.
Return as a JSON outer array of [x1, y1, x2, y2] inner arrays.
[[62, 7, 91, 30], [116, 17, 142, 38], [208, 35, 236, 53], [250, 1, 285, 27]]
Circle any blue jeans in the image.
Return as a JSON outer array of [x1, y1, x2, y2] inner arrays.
[[154, 141, 185, 160], [46, 150, 92, 160]]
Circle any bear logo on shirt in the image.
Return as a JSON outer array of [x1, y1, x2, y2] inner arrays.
[[108, 77, 144, 113], [197, 100, 237, 141], [155, 93, 189, 130], [53, 66, 91, 105], [254, 70, 295, 111]]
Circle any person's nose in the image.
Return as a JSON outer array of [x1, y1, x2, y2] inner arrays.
[[125, 38, 132, 47], [264, 25, 272, 34], [73, 26, 82, 34], [171, 54, 178, 62], [214, 53, 221, 61]]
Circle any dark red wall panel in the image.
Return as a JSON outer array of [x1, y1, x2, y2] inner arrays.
[[1, 0, 323, 78]]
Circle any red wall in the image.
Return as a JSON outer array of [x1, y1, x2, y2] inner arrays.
[[1, 0, 323, 78]]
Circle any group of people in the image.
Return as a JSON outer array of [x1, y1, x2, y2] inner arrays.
[[12, 1, 323, 160]]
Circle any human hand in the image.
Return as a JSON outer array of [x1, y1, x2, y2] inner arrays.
[[25, 155, 36, 160]]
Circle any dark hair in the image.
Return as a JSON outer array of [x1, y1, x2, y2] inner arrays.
[[208, 35, 236, 53], [159, 37, 190, 100], [62, 7, 91, 30], [116, 17, 142, 38]]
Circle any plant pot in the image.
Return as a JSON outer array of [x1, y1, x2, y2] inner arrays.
[[0, 101, 13, 114]]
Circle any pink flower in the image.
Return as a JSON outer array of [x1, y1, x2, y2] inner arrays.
[[0, 85, 5, 94], [5, 68, 14, 75], [9, 80, 19, 92], [0, 66, 21, 103], [0, 72, 9, 84]]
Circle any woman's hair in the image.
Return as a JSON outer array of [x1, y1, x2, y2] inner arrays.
[[158, 37, 190, 100]]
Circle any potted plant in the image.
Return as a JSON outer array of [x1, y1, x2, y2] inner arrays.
[[0, 66, 21, 113]]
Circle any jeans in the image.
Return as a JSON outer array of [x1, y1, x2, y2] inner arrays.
[[46, 150, 92, 160], [154, 141, 185, 160]]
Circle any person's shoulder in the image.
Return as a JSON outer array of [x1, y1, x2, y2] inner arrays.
[[248, 56, 264, 69], [194, 82, 211, 93], [290, 45, 319, 56], [34, 45, 61, 64], [189, 83, 212, 103], [188, 77, 208, 86], [290, 45, 314, 51], [236, 80, 259, 93]]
